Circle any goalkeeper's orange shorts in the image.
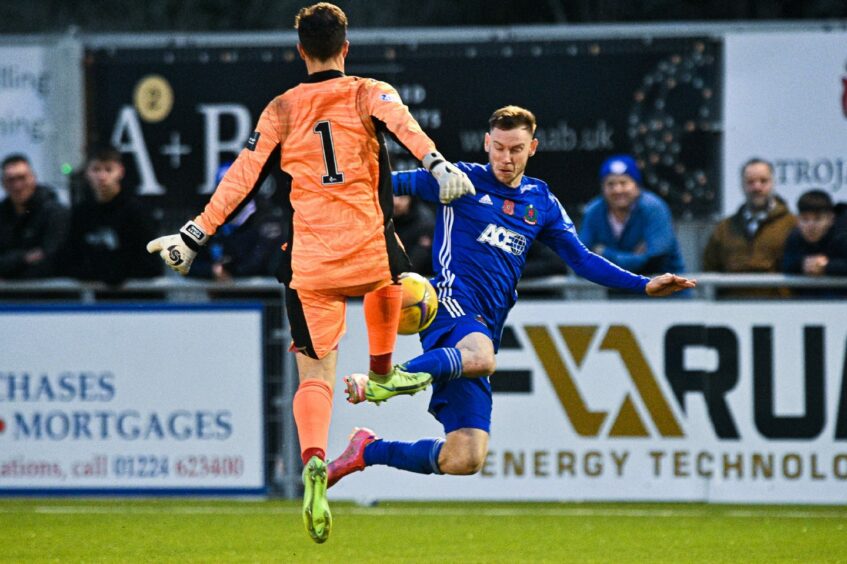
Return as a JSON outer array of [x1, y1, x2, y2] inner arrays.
[[285, 278, 392, 360]]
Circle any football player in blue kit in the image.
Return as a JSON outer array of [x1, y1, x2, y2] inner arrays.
[[328, 105, 695, 485]]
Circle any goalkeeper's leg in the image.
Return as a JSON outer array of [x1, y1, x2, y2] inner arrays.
[[292, 355, 334, 544], [362, 281, 403, 376], [344, 281, 431, 404], [287, 287, 349, 543]]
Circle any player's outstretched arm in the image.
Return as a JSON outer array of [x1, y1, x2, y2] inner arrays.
[[645, 273, 697, 297]]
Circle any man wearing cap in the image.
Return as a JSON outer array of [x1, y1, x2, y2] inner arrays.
[[579, 154, 685, 276]]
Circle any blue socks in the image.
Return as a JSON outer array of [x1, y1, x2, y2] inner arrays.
[[402, 347, 462, 384], [361, 349, 459, 474], [364, 438, 444, 474]]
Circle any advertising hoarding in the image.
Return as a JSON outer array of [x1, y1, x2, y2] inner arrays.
[[330, 302, 847, 504], [0, 46, 52, 193], [723, 31, 847, 215], [0, 304, 264, 494]]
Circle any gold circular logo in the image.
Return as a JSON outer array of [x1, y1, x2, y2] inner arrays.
[[133, 75, 174, 123]]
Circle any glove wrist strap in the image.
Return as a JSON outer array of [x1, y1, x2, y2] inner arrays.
[[179, 220, 207, 251], [422, 151, 446, 172]]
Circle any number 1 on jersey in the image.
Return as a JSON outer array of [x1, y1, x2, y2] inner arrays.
[[313, 120, 345, 185]]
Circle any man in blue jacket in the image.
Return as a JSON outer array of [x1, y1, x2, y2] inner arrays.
[[579, 154, 685, 275]]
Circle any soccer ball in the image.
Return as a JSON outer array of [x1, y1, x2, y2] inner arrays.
[[397, 272, 438, 335]]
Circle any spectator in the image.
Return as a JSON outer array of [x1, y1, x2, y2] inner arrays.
[[703, 158, 796, 275], [782, 190, 847, 292], [579, 154, 685, 275], [0, 154, 69, 279], [393, 194, 435, 276], [63, 146, 161, 285], [188, 194, 286, 281]]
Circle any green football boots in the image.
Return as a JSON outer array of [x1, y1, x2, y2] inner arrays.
[[301, 456, 331, 543], [344, 366, 432, 405]]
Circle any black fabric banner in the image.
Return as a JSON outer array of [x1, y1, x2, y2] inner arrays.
[[86, 36, 721, 226]]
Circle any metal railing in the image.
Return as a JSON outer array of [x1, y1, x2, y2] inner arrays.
[[2, 273, 847, 302], [516, 273, 847, 300]]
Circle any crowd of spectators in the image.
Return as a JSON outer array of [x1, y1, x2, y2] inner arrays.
[[1, 149, 845, 296], [573, 154, 846, 297], [0, 149, 286, 287], [569, 153, 847, 299]]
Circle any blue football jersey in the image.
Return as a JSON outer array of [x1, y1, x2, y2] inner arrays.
[[393, 162, 649, 340]]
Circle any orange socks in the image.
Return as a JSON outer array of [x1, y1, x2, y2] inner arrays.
[[292, 379, 334, 464], [363, 283, 403, 375]]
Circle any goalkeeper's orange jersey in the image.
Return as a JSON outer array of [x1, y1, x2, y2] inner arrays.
[[194, 70, 436, 290]]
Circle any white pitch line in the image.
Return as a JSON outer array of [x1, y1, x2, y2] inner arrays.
[[0, 505, 842, 520]]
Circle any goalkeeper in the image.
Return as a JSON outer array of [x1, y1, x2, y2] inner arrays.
[[329, 105, 694, 485], [147, 2, 474, 544]]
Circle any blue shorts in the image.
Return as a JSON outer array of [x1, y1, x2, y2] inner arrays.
[[419, 308, 493, 434]]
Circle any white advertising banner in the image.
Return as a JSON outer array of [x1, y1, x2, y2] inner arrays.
[[330, 302, 847, 504], [722, 31, 847, 215], [0, 46, 51, 188], [0, 305, 264, 494]]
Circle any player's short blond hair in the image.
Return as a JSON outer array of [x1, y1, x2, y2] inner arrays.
[[488, 105, 537, 134], [294, 3, 348, 61]]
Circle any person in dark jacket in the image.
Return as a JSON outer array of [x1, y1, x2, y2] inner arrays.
[[782, 190, 847, 295], [703, 157, 796, 298], [703, 158, 796, 274], [63, 147, 161, 285], [0, 154, 69, 279]]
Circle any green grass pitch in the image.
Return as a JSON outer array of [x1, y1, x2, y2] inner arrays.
[[2, 499, 846, 562]]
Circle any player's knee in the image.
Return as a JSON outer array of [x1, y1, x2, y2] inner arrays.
[[463, 352, 496, 377], [441, 454, 485, 476], [465, 449, 487, 474], [479, 354, 496, 376], [473, 354, 497, 377], [440, 447, 488, 475]]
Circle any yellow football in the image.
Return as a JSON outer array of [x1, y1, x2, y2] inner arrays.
[[397, 272, 438, 335]]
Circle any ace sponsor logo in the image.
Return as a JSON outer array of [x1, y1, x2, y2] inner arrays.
[[477, 224, 528, 256]]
